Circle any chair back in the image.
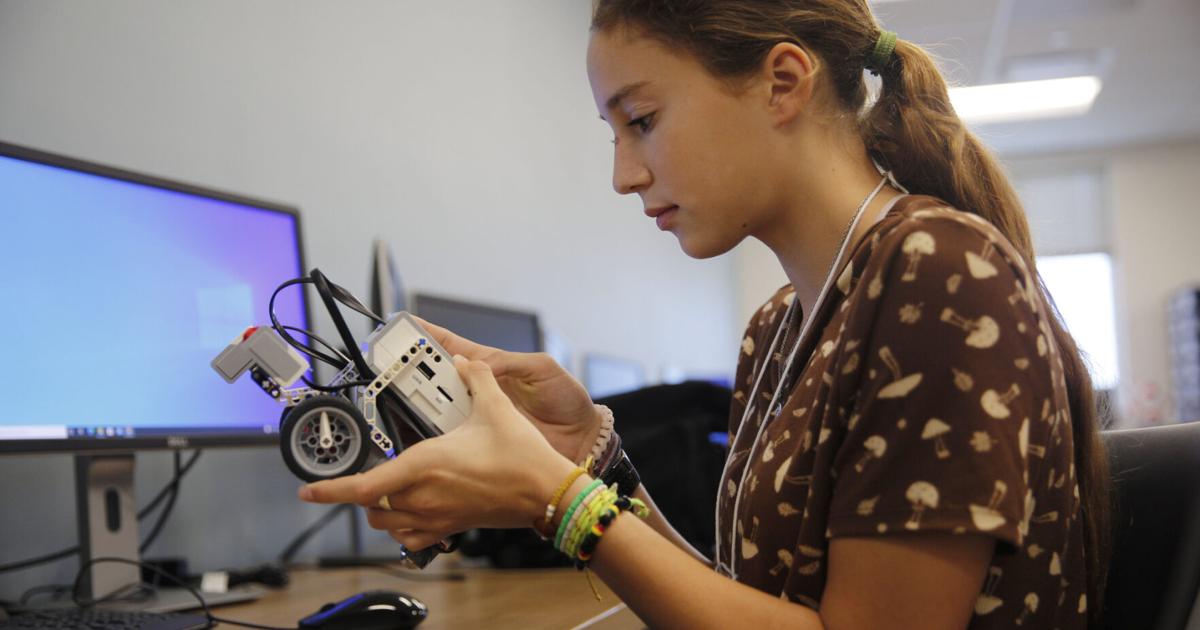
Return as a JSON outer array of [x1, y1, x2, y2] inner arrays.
[[1103, 423, 1200, 629]]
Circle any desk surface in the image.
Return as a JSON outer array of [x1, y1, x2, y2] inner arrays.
[[212, 560, 646, 630]]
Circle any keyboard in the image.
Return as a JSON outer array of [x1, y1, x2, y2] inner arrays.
[[0, 608, 210, 630]]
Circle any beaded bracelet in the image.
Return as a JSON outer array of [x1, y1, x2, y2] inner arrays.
[[576, 503, 621, 566], [584, 405, 615, 467], [562, 485, 619, 558], [533, 456, 592, 540], [554, 478, 604, 550], [572, 494, 649, 569], [556, 482, 609, 554], [552, 482, 651, 602]]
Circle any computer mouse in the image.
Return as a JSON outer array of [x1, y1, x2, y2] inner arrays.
[[298, 589, 428, 629]]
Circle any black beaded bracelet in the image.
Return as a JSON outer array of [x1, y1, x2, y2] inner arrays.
[[573, 495, 644, 570]]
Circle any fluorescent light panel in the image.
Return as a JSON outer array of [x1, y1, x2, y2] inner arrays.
[[948, 76, 1102, 125]]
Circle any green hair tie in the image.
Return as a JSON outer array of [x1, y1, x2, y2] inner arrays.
[[867, 30, 898, 75]]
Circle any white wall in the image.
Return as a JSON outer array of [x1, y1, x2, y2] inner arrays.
[[735, 239, 788, 336], [0, 0, 739, 597], [734, 138, 1200, 428], [1107, 141, 1200, 424]]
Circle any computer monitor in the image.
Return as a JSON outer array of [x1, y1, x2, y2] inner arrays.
[[370, 238, 407, 319], [582, 354, 647, 399], [0, 141, 309, 608], [410, 294, 542, 353]]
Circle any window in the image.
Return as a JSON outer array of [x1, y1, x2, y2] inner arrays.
[[1036, 253, 1120, 390]]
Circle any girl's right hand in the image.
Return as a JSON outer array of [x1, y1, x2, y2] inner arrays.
[[414, 316, 605, 464]]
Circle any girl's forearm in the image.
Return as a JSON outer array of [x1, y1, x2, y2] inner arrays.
[[546, 475, 823, 630], [632, 483, 712, 566], [589, 509, 824, 629]]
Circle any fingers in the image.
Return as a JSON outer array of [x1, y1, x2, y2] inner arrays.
[[298, 458, 413, 506], [414, 315, 545, 380], [454, 356, 508, 406], [388, 528, 448, 553], [366, 505, 428, 532], [413, 316, 497, 362]]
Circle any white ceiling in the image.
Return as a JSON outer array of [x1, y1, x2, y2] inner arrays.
[[870, 0, 1200, 156]]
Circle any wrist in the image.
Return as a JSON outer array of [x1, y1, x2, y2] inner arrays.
[[552, 475, 595, 531], [525, 454, 578, 529], [577, 404, 615, 468]]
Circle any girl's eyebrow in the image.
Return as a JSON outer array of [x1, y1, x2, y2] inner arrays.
[[599, 81, 651, 121]]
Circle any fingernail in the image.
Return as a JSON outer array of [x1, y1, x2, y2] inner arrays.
[[452, 354, 466, 365], [299, 486, 314, 501]]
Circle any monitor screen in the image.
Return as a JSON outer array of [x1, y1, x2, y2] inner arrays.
[[0, 142, 308, 452], [411, 294, 542, 353], [583, 354, 647, 399]]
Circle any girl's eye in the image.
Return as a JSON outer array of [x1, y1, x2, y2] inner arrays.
[[627, 112, 656, 134]]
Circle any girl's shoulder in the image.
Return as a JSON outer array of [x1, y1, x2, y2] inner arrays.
[[862, 194, 1034, 285], [742, 284, 797, 345]]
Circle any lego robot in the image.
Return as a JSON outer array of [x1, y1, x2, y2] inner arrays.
[[210, 269, 472, 567]]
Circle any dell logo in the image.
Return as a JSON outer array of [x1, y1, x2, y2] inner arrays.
[[167, 436, 190, 448]]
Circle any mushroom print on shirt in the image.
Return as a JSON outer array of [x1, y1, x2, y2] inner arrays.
[[718, 196, 1087, 629]]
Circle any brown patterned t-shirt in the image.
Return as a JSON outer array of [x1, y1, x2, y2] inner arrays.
[[716, 195, 1087, 628]]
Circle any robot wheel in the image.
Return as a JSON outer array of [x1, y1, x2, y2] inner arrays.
[[279, 395, 371, 482]]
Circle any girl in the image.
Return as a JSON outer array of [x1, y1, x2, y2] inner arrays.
[[301, 1, 1110, 627]]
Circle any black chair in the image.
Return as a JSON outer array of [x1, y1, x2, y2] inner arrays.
[[1102, 423, 1200, 629]]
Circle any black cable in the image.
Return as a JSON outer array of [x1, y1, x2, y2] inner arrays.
[[299, 375, 374, 393], [269, 278, 347, 370], [71, 557, 210, 614], [0, 547, 78, 574], [269, 274, 388, 394], [0, 449, 202, 575], [138, 450, 202, 519], [310, 270, 375, 381], [277, 504, 353, 565], [139, 450, 184, 554], [279, 325, 352, 368], [324, 280, 386, 327], [18, 584, 70, 606], [71, 557, 296, 630]]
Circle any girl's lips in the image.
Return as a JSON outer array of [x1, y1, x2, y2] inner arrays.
[[647, 205, 679, 230]]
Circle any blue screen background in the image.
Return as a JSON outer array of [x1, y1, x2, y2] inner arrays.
[[1, 154, 306, 433]]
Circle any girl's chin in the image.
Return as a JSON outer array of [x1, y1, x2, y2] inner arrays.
[[676, 232, 739, 260]]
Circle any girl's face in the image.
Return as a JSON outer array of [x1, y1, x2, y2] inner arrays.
[[587, 28, 780, 259]]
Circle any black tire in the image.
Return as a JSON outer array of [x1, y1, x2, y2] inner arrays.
[[279, 396, 371, 482]]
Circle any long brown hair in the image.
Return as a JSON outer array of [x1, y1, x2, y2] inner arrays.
[[592, 0, 1111, 621]]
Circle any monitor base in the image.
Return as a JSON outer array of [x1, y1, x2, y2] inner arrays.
[[105, 586, 265, 613]]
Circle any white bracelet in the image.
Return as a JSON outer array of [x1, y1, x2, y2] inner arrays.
[[584, 404, 615, 467]]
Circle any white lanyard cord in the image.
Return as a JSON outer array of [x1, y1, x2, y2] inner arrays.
[[714, 174, 895, 579]]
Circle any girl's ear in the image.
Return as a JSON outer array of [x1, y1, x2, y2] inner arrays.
[[762, 42, 819, 126]]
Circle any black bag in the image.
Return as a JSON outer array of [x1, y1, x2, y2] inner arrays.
[[457, 381, 731, 568]]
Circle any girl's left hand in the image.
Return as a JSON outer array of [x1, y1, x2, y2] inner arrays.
[[297, 357, 577, 551]]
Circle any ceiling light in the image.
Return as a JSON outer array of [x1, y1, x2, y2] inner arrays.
[[948, 76, 1102, 125]]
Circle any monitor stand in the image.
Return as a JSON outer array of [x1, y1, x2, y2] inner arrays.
[[74, 454, 264, 613]]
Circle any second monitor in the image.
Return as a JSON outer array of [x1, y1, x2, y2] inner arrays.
[[410, 293, 543, 354]]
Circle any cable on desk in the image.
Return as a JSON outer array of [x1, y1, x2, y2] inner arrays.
[[71, 557, 297, 630]]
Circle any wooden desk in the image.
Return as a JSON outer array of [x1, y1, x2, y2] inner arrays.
[[211, 560, 646, 629]]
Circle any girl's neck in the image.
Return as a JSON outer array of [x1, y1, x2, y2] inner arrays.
[[756, 139, 904, 318]]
